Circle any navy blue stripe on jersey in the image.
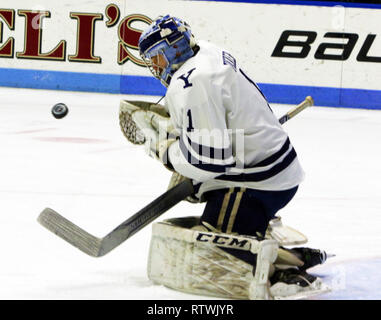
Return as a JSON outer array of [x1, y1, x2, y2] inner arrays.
[[239, 68, 273, 113], [216, 148, 297, 182], [184, 132, 234, 161], [250, 137, 290, 168], [179, 134, 236, 173]]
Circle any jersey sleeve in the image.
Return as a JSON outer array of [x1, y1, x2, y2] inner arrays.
[[166, 68, 236, 182]]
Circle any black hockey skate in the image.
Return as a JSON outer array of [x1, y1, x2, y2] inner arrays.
[[269, 267, 327, 299], [289, 247, 328, 271], [270, 268, 317, 288]]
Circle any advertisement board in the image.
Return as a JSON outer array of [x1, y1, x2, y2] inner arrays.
[[1, 0, 381, 108]]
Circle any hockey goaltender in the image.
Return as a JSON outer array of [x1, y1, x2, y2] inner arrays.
[[38, 14, 332, 301], [117, 14, 332, 300]]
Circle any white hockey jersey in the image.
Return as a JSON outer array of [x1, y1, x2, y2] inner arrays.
[[165, 40, 304, 199]]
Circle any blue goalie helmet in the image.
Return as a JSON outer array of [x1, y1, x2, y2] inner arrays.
[[139, 15, 197, 87]]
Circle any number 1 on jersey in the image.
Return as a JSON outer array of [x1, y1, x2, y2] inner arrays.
[[186, 109, 194, 132]]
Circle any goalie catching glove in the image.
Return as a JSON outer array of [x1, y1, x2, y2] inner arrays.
[[119, 100, 169, 145], [119, 100, 178, 170]]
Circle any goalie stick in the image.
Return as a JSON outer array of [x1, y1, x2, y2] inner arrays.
[[38, 179, 194, 257], [37, 96, 314, 257], [278, 96, 313, 125]]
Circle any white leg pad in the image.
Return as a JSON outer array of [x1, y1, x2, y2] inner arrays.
[[249, 240, 278, 300], [147, 217, 278, 300]]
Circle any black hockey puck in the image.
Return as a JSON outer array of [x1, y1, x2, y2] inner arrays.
[[52, 103, 69, 119]]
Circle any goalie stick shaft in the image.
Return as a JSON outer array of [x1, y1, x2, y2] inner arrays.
[[38, 96, 313, 257]]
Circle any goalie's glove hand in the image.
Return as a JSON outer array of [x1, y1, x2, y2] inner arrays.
[[142, 110, 178, 171]]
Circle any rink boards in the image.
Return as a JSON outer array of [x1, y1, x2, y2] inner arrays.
[[0, 0, 381, 109]]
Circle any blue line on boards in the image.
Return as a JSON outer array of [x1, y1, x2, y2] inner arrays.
[[0, 67, 380, 110]]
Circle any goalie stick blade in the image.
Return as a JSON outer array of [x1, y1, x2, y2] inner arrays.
[[38, 208, 102, 257], [38, 179, 194, 257]]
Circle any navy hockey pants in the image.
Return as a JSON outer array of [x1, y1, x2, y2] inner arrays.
[[201, 186, 298, 265]]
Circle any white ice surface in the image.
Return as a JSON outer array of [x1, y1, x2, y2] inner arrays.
[[0, 87, 380, 300]]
